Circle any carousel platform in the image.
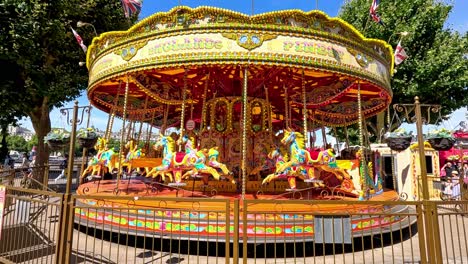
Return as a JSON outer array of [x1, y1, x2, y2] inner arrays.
[[74, 179, 412, 243]]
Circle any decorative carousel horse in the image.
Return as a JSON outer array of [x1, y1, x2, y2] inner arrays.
[[277, 129, 314, 171], [207, 147, 236, 184], [311, 147, 355, 192], [81, 137, 117, 179], [275, 129, 316, 186], [124, 138, 144, 174], [356, 149, 382, 198], [145, 135, 175, 182], [262, 147, 293, 185], [175, 135, 223, 183]]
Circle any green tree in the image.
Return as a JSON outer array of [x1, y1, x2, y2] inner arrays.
[[27, 134, 38, 153], [6, 135, 28, 153], [0, 0, 135, 172], [339, 0, 468, 142]]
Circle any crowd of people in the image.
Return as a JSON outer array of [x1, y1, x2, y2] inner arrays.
[[440, 161, 467, 199]]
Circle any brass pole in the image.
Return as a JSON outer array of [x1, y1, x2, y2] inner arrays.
[[105, 82, 122, 141], [57, 101, 79, 263], [283, 85, 288, 128], [178, 69, 188, 151], [79, 106, 92, 180], [415, 96, 430, 200], [264, 85, 273, 143], [302, 69, 308, 146], [201, 73, 210, 131], [357, 82, 367, 200], [414, 96, 442, 263], [117, 77, 130, 191], [241, 67, 248, 200]]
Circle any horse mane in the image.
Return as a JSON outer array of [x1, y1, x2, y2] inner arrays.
[[293, 131, 305, 149], [164, 136, 176, 153]]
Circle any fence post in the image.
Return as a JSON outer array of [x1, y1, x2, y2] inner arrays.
[[225, 199, 231, 264], [233, 199, 239, 264], [416, 204, 428, 264], [424, 200, 443, 263]]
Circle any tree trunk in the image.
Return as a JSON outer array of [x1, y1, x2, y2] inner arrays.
[[29, 97, 51, 184], [1, 124, 8, 161]]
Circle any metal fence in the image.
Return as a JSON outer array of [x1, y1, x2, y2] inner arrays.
[[0, 185, 467, 263]]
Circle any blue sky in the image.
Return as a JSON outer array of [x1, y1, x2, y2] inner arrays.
[[20, 0, 468, 136]]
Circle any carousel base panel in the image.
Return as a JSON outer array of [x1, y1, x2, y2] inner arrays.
[[75, 179, 414, 245]]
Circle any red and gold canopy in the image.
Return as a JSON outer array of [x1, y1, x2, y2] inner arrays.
[[86, 6, 394, 128]]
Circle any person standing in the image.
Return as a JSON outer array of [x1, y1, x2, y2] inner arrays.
[[451, 170, 460, 200], [21, 153, 30, 177], [3, 154, 13, 169], [441, 161, 454, 180], [27, 155, 36, 178], [55, 154, 68, 183]]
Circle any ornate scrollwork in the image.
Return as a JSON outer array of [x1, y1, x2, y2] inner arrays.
[[221, 32, 277, 50], [399, 192, 408, 201], [113, 188, 121, 196], [320, 189, 330, 199], [96, 199, 106, 207], [347, 47, 373, 68], [114, 40, 149, 61], [393, 102, 441, 125]]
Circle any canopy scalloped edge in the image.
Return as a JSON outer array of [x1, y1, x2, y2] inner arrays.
[[85, 6, 394, 74]]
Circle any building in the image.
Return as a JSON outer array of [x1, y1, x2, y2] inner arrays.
[[8, 125, 35, 141]]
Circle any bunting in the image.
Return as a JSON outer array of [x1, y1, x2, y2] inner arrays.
[[394, 40, 408, 65], [71, 27, 87, 53], [120, 0, 143, 18], [369, 0, 384, 26]]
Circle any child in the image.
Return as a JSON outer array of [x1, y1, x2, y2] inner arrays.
[[55, 154, 68, 183], [451, 170, 460, 200]]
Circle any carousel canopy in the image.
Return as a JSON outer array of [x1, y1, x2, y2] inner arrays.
[[86, 6, 393, 128]]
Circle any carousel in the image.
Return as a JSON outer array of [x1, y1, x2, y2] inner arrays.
[[75, 6, 408, 243]]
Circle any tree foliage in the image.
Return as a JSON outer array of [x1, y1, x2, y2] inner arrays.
[[6, 135, 28, 153], [0, 0, 135, 170], [338, 0, 467, 142]]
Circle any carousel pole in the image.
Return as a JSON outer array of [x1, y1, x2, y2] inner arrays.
[[201, 73, 210, 131], [302, 69, 308, 147], [126, 120, 134, 140], [137, 96, 149, 144], [357, 81, 367, 200], [116, 76, 130, 192], [105, 81, 122, 141], [241, 67, 249, 200], [179, 68, 188, 149], [146, 111, 156, 153], [264, 85, 273, 143], [283, 85, 289, 128]]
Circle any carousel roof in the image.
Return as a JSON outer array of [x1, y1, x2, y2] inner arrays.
[[86, 6, 394, 128]]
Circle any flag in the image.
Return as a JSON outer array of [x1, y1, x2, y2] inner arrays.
[[71, 27, 87, 53], [369, 0, 384, 26], [120, 0, 143, 18], [394, 41, 408, 65]]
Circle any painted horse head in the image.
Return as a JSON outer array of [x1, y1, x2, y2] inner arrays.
[[95, 137, 108, 152], [154, 135, 176, 155], [281, 129, 305, 150], [125, 138, 137, 151]]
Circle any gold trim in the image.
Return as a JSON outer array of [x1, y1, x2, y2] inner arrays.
[[86, 6, 394, 73], [114, 40, 149, 61], [221, 32, 277, 50]]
